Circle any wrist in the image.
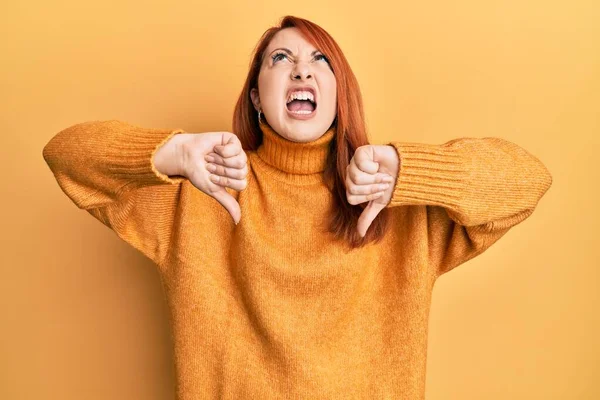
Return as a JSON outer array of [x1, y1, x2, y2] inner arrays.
[[172, 133, 194, 177], [153, 133, 191, 178]]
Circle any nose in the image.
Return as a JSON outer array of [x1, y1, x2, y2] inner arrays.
[[291, 62, 312, 80]]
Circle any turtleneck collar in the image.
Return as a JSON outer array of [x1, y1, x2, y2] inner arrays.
[[255, 120, 336, 176]]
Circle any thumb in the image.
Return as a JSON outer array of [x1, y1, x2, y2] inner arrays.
[[358, 147, 381, 174], [357, 201, 385, 238], [211, 189, 241, 225], [368, 160, 380, 174]]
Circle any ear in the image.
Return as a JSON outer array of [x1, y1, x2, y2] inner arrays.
[[250, 88, 260, 112]]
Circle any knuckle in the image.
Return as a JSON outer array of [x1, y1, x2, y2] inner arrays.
[[209, 153, 221, 164], [349, 170, 357, 182], [346, 193, 355, 205]]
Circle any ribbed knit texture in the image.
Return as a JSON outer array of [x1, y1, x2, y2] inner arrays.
[[43, 119, 553, 399]]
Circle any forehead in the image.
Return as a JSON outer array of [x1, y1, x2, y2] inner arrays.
[[266, 27, 317, 53]]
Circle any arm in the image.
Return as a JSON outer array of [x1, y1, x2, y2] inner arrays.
[[42, 119, 188, 267], [385, 136, 553, 278]]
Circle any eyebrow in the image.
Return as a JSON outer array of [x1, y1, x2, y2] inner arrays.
[[269, 47, 321, 57]]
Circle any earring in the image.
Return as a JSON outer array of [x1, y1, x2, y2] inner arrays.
[[258, 109, 263, 124]]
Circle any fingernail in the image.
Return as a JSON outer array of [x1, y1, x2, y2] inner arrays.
[[206, 163, 216, 172], [383, 176, 394, 183], [205, 155, 215, 162]]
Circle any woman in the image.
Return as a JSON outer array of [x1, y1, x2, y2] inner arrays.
[[43, 15, 553, 400]]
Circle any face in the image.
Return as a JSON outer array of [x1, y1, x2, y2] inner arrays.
[[250, 27, 337, 143]]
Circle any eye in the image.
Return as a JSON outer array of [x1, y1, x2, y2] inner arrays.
[[271, 52, 330, 64], [272, 52, 288, 63]]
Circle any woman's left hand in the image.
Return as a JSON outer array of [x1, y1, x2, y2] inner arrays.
[[345, 144, 400, 237]]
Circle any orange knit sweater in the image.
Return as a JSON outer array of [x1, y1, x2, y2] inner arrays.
[[42, 119, 553, 399]]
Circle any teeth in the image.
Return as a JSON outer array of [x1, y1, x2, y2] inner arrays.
[[286, 90, 315, 104]]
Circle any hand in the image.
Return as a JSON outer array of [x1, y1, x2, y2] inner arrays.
[[181, 132, 248, 225], [346, 144, 400, 237]]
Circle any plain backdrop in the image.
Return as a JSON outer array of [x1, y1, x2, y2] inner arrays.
[[1, 1, 598, 399]]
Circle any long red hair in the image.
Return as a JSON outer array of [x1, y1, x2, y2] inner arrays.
[[232, 15, 391, 249]]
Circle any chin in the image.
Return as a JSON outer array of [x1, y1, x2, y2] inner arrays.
[[281, 125, 322, 142]]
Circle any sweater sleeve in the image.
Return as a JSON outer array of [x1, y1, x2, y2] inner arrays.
[[42, 119, 187, 267], [385, 136, 553, 278]]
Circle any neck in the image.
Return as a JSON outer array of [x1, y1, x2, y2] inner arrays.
[[256, 120, 336, 177]]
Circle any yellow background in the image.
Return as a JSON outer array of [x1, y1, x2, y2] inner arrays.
[[2, 1, 598, 399]]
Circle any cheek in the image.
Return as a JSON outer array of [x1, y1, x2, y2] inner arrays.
[[260, 74, 287, 108], [323, 79, 337, 107]]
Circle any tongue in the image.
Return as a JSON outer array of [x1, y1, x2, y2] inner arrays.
[[287, 99, 315, 112]]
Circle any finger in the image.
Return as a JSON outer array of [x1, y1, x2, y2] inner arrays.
[[210, 189, 241, 225], [346, 190, 384, 205], [206, 162, 248, 180], [354, 147, 380, 174], [347, 162, 394, 185], [357, 202, 385, 238], [214, 135, 242, 158], [209, 173, 248, 191], [347, 181, 390, 196], [205, 152, 247, 169]]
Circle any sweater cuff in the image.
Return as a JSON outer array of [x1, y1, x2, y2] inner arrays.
[[385, 141, 469, 210], [105, 120, 187, 189], [149, 128, 187, 185]]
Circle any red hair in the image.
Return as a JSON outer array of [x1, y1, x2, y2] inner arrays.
[[232, 15, 391, 249]]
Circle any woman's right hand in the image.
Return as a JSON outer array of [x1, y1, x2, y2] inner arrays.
[[180, 131, 248, 225]]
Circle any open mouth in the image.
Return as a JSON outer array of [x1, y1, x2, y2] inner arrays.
[[286, 99, 317, 114], [286, 99, 317, 119]]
